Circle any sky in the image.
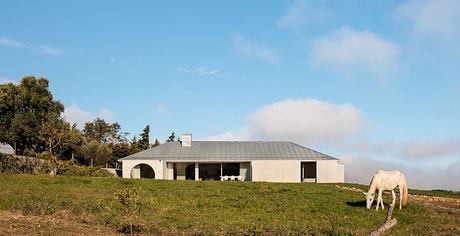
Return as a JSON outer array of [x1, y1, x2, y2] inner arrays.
[[1, 0, 460, 190]]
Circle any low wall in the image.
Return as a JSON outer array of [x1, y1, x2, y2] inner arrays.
[[0, 153, 50, 174]]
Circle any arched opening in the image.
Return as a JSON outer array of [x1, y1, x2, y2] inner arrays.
[[130, 163, 155, 179]]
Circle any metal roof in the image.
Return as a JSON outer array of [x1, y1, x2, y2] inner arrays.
[[119, 141, 337, 161]]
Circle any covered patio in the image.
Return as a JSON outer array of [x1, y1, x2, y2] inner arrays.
[[167, 162, 251, 181]]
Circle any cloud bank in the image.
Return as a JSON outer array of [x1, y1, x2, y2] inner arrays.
[[207, 98, 363, 145], [311, 27, 399, 76], [396, 0, 460, 41]]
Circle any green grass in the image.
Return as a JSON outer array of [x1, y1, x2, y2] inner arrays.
[[0, 174, 458, 235]]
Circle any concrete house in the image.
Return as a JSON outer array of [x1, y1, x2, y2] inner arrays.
[[119, 134, 344, 183]]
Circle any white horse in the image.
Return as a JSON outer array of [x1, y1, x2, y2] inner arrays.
[[364, 170, 408, 210]]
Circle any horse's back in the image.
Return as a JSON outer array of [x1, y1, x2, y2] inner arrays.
[[374, 170, 404, 190]]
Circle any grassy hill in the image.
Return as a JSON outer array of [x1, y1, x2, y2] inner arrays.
[[0, 174, 458, 235]]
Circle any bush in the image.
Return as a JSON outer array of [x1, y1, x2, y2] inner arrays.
[[114, 187, 143, 234], [57, 160, 113, 177]]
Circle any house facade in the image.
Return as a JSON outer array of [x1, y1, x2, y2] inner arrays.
[[119, 134, 344, 183]]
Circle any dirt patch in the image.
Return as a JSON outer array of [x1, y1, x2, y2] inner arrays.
[[0, 211, 120, 236], [409, 195, 460, 214]]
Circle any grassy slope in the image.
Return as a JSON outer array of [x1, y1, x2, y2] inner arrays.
[[0, 174, 458, 235]]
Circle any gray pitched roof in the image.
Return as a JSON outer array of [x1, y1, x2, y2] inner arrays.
[[119, 141, 337, 161]]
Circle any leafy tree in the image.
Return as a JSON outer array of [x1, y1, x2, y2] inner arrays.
[[167, 132, 176, 142], [0, 77, 64, 155], [80, 140, 112, 167], [138, 125, 150, 150], [38, 112, 84, 161], [129, 136, 142, 155], [83, 118, 123, 144], [110, 142, 130, 167]]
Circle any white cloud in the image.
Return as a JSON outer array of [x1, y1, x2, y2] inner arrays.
[[343, 156, 460, 191], [204, 130, 251, 141], [311, 27, 400, 76], [0, 37, 28, 48], [0, 36, 63, 56], [277, 0, 330, 29], [396, 0, 460, 40], [62, 103, 114, 128], [248, 99, 363, 144], [232, 33, 280, 65], [175, 66, 227, 78], [207, 98, 363, 145]]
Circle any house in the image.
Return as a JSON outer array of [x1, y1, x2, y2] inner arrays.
[[119, 134, 344, 183]]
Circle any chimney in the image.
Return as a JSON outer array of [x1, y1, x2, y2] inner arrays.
[[181, 133, 192, 147]]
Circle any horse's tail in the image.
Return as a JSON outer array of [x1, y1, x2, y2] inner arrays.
[[401, 175, 408, 206]]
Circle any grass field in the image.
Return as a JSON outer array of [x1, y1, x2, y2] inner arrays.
[[0, 174, 459, 235]]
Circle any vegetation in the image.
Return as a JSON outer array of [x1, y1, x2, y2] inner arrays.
[[0, 174, 458, 235], [0, 76, 166, 169]]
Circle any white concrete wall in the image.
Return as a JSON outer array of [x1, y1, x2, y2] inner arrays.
[[316, 160, 344, 183], [251, 160, 301, 183], [122, 160, 164, 179]]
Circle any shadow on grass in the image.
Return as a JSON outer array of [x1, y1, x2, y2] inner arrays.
[[346, 200, 366, 207]]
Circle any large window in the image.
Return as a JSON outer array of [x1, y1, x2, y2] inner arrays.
[[199, 163, 221, 180], [222, 163, 240, 176]]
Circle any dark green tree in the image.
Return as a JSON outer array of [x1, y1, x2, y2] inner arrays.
[[138, 125, 150, 150], [0, 77, 64, 155], [38, 112, 84, 161], [80, 140, 112, 167], [167, 132, 176, 142], [129, 136, 142, 155], [82, 118, 122, 144]]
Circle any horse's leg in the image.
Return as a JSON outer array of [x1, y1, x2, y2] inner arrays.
[[376, 189, 383, 210], [391, 190, 396, 207], [380, 189, 385, 210], [399, 185, 403, 210]]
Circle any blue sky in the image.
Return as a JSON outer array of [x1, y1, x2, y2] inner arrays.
[[1, 0, 460, 190]]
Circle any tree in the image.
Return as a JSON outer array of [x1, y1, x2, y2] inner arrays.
[[167, 132, 176, 142], [138, 125, 150, 150], [38, 112, 83, 161], [129, 136, 142, 155], [152, 139, 160, 147], [81, 140, 112, 167], [82, 118, 123, 144], [0, 77, 64, 155]]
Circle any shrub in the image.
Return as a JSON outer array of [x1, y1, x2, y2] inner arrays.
[[57, 160, 113, 177], [114, 187, 143, 234]]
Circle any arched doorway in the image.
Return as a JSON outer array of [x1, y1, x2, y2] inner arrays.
[[130, 163, 155, 179]]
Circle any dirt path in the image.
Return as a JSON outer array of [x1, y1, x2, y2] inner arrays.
[[0, 211, 121, 236], [335, 185, 460, 214]]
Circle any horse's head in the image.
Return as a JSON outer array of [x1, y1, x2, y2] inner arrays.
[[363, 191, 375, 209]]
